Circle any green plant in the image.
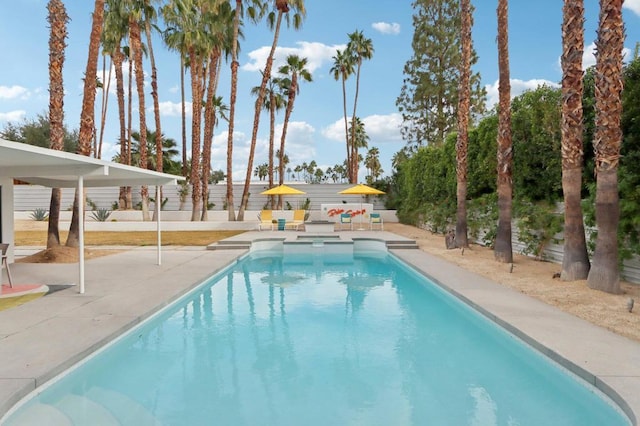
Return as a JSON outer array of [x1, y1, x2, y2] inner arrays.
[[85, 197, 98, 210], [30, 208, 49, 221], [91, 208, 112, 222], [513, 199, 563, 260], [111, 201, 119, 210], [467, 193, 499, 248]]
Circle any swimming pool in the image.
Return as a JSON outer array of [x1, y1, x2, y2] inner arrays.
[[3, 249, 630, 425]]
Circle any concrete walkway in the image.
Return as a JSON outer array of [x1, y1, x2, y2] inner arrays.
[[0, 231, 638, 425]]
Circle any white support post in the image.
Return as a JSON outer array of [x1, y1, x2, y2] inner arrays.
[[156, 185, 161, 265], [78, 176, 85, 294]]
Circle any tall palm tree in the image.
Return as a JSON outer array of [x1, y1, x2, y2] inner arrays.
[[251, 75, 286, 208], [454, 0, 472, 249], [237, 0, 306, 220], [494, 0, 513, 263], [201, 3, 233, 221], [560, 0, 590, 280], [330, 48, 355, 179], [104, 0, 131, 209], [161, 1, 189, 178], [46, 0, 68, 249], [142, 0, 163, 175], [587, 0, 624, 294], [275, 55, 312, 208], [129, 7, 151, 221], [346, 30, 374, 183], [66, 0, 105, 248], [226, 0, 266, 222]]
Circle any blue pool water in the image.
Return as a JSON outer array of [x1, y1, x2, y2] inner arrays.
[[4, 250, 629, 425]]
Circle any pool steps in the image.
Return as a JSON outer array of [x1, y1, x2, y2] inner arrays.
[[207, 234, 419, 251], [4, 388, 160, 425]]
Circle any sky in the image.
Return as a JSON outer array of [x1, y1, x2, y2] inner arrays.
[[1, 0, 640, 183]]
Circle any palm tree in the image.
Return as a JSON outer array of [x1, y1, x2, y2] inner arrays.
[[237, 0, 306, 220], [560, 0, 590, 280], [251, 75, 286, 208], [126, 130, 181, 173], [127, 4, 151, 221], [275, 55, 312, 207], [141, 1, 163, 175], [103, 0, 130, 209], [587, 0, 624, 293], [348, 116, 369, 181], [46, 0, 68, 249], [330, 48, 355, 180], [66, 0, 105, 248], [201, 4, 234, 221], [346, 30, 374, 183], [454, 0, 472, 249], [226, 0, 267, 222], [494, 0, 513, 263], [161, 1, 189, 178]]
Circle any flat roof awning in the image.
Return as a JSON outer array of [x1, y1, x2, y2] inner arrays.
[[0, 138, 186, 294], [0, 138, 182, 187]]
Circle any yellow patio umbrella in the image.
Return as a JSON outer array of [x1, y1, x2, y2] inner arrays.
[[338, 184, 386, 229], [261, 184, 306, 210], [260, 184, 306, 196]]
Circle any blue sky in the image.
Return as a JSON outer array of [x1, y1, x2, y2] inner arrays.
[[1, 0, 640, 183]]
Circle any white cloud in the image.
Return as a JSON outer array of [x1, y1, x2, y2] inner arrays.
[[624, 0, 640, 15], [157, 100, 192, 117], [485, 79, 560, 109], [243, 41, 346, 74], [0, 110, 27, 122], [372, 22, 400, 35], [323, 113, 402, 144], [0, 85, 29, 100], [169, 85, 179, 94]]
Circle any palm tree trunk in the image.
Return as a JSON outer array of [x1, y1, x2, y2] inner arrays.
[[97, 55, 111, 159], [46, 0, 68, 249], [201, 53, 220, 221], [189, 51, 203, 221], [349, 62, 362, 183], [277, 94, 296, 209], [181, 57, 188, 178], [67, 0, 104, 248], [225, 0, 242, 222], [238, 11, 284, 221], [494, 0, 513, 263], [587, 0, 623, 293], [144, 13, 162, 174], [455, 0, 472, 248], [342, 76, 351, 182], [560, 0, 590, 280], [268, 92, 276, 209], [130, 18, 150, 221], [113, 49, 128, 209]]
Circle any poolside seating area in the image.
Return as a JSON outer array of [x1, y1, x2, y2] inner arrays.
[[259, 210, 384, 232], [258, 209, 307, 231]]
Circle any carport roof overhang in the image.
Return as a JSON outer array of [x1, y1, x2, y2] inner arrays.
[[0, 138, 184, 187]]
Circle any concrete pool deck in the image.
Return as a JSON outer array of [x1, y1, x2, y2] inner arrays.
[[0, 230, 639, 424]]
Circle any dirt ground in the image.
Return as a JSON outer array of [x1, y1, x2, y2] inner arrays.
[[385, 223, 640, 343]]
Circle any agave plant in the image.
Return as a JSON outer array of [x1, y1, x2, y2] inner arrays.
[[30, 208, 49, 221], [91, 208, 112, 222]]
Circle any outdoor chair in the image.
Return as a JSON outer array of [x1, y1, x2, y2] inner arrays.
[[286, 209, 306, 230], [369, 213, 384, 231], [259, 210, 274, 231], [1, 243, 13, 287], [339, 213, 353, 230]]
